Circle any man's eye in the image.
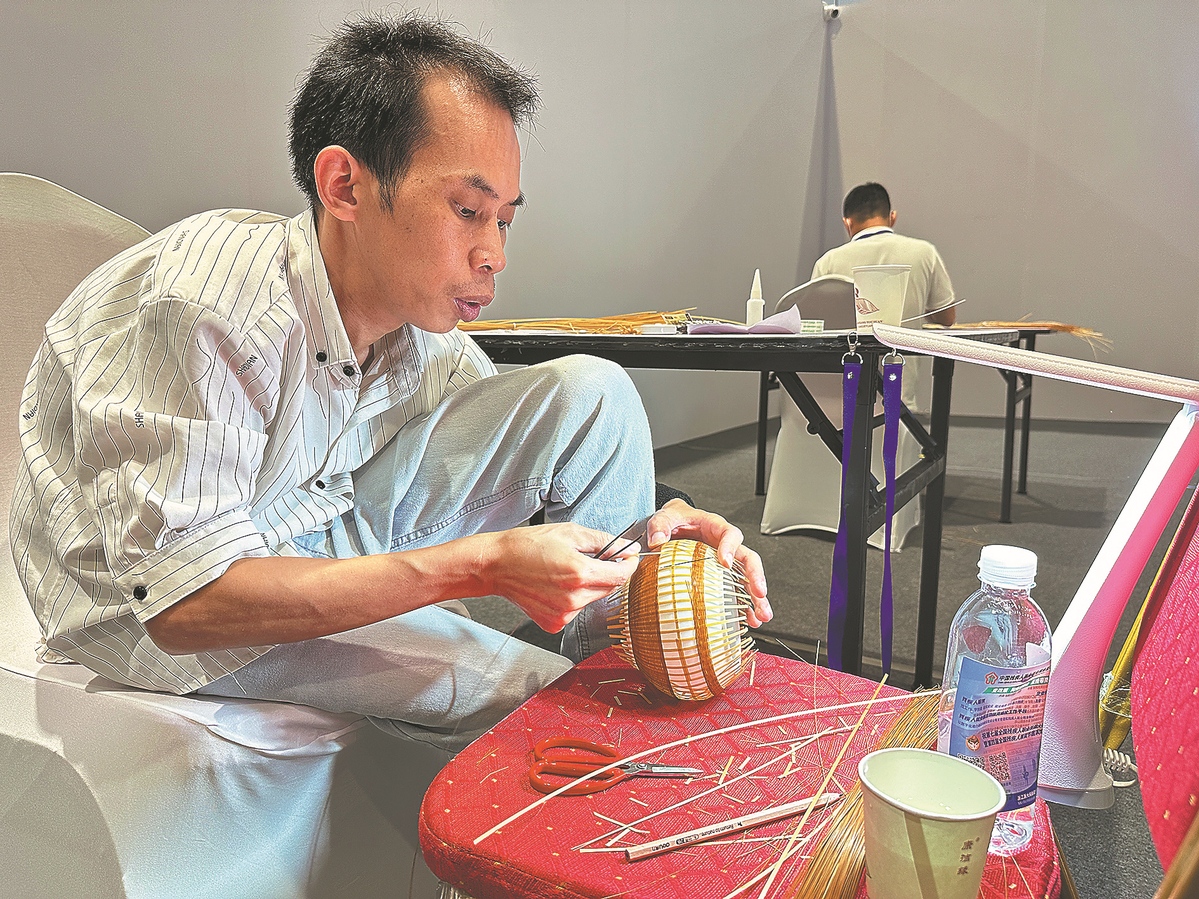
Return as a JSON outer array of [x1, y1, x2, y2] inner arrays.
[[498, 219, 512, 232], [456, 204, 476, 219]]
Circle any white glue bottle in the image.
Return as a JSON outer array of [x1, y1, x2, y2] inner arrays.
[[746, 269, 764, 325], [936, 544, 1052, 855]]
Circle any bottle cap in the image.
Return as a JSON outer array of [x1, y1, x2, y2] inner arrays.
[[978, 544, 1037, 588]]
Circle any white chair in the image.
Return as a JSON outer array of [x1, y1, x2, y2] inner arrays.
[[759, 276, 923, 551], [0, 174, 445, 899]]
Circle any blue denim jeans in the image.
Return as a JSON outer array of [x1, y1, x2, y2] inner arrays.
[[199, 355, 655, 752]]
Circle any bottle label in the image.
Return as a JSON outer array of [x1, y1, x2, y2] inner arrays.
[[948, 654, 1050, 812]]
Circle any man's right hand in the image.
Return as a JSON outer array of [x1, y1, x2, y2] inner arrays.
[[481, 523, 641, 633], [145, 521, 643, 655]]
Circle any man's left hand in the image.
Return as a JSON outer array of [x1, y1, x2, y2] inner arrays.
[[644, 498, 772, 627]]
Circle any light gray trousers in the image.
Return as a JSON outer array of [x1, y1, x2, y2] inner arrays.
[[198, 355, 655, 752]]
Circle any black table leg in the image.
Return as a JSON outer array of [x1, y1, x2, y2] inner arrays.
[[1018, 334, 1037, 495], [756, 371, 770, 496], [1001, 368, 1017, 524], [839, 353, 878, 677], [915, 356, 954, 689]]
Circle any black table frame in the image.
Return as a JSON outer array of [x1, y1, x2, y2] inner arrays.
[[997, 329, 1051, 523], [471, 330, 1015, 688], [759, 327, 1052, 529]]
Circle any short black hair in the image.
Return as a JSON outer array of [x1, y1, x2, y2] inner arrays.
[[842, 182, 891, 222], [288, 13, 539, 211]]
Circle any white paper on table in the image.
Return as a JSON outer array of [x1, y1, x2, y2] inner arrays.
[[687, 305, 805, 335]]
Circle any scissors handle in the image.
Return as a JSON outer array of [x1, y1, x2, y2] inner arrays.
[[528, 759, 626, 795], [533, 736, 619, 759], [529, 736, 624, 795]]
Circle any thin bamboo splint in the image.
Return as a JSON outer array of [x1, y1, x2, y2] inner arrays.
[[781, 691, 941, 899], [457, 309, 694, 334], [938, 318, 1111, 352]]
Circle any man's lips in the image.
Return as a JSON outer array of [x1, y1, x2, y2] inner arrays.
[[454, 296, 491, 323]]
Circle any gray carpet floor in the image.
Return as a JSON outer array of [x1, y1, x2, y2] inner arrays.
[[466, 416, 1178, 897]]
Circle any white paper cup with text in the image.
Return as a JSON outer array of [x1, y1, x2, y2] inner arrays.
[[851, 264, 910, 332], [858, 747, 1005, 899]]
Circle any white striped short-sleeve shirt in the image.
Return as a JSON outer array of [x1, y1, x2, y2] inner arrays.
[[11, 208, 496, 693]]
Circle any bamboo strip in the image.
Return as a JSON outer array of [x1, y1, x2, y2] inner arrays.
[[944, 319, 1111, 351], [627, 793, 840, 861], [457, 309, 695, 334], [572, 744, 805, 852], [473, 691, 916, 845], [573, 725, 855, 852], [779, 690, 941, 899], [754, 678, 888, 899]]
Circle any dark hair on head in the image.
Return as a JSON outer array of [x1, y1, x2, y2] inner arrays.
[[288, 12, 539, 210], [842, 182, 891, 222]]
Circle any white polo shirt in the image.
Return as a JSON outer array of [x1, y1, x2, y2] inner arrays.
[[811, 226, 955, 325], [11, 208, 496, 693], [812, 227, 955, 410]]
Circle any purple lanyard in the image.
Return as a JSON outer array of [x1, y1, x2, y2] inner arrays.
[[827, 347, 903, 675]]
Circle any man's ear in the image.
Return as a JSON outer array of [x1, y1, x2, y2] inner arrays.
[[843, 217, 853, 237], [889, 209, 897, 228], [313, 146, 365, 222]]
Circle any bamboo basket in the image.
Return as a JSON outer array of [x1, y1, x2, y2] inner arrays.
[[608, 538, 754, 701]]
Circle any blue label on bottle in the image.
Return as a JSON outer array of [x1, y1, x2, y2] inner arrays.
[[948, 655, 1050, 812]]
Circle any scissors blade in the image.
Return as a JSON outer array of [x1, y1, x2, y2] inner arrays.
[[624, 763, 704, 778]]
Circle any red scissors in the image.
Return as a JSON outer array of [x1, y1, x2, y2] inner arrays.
[[528, 736, 703, 795]]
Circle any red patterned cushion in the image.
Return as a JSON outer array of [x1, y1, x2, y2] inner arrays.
[[1131, 526, 1199, 869], [420, 648, 1058, 898]]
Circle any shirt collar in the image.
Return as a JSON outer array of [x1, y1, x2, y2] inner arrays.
[[286, 209, 357, 370], [851, 226, 894, 241]]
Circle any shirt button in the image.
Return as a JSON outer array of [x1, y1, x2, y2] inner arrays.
[[133, 585, 148, 601], [315, 351, 328, 363], [314, 479, 325, 489], [343, 365, 356, 377]]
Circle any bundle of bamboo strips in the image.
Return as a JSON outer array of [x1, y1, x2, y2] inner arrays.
[[940, 318, 1111, 351], [781, 690, 941, 899], [457, 309, 695, 334]]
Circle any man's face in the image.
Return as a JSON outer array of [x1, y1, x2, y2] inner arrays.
[[352, 74, 523, 334]]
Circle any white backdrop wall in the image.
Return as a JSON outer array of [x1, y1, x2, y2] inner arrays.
[[3, 1, 1196, 446]]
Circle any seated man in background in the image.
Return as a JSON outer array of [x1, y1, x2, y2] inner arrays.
[[761, 182, 959, 545], [11, 13, 770, 753], [813, 181, 957, 412], [814, 181, 957, 329]]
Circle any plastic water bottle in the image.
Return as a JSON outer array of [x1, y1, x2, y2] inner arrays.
[[936, 545, 1052, 855]]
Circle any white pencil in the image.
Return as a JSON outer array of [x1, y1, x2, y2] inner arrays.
[[624, 792, 841, 861]]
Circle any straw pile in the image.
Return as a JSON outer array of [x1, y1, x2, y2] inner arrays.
[[458, 309, 694, 334], [943, 319, 1111, 351], [782, 690, 941, 898]]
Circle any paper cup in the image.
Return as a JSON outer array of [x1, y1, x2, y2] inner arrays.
[[859, 748, 1005, 899], [851, 264, 910, 332]]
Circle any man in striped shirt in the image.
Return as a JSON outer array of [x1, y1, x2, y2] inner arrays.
[[12, 14, 771, 751]]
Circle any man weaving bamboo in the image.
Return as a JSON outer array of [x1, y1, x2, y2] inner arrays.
[[11, 13, 771, 753]]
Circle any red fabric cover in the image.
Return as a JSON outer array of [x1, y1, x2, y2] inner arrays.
[[420, 648, 1059, 899], [1131, 522, 1199, 869]]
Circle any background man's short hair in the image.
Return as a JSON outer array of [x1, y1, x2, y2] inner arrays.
[[842, 182, 891, 222], [288, 12, 539, 210]]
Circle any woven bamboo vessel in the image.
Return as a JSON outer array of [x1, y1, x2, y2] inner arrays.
[[608, 538, 754, 701]]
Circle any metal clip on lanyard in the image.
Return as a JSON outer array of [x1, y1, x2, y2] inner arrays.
[[827, 334, 903, 676]]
